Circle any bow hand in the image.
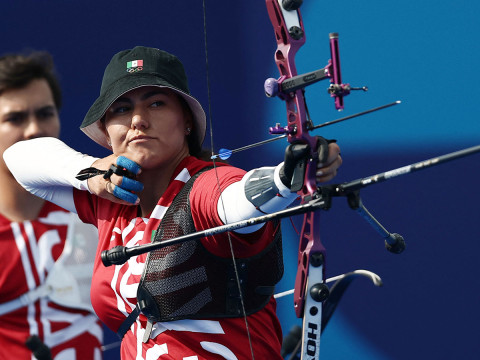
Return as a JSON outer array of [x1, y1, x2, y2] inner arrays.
[[317, 140, 341, 183], [279, 136, 342, 191]]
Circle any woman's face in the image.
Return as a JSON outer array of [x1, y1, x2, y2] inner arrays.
[[0, 79, 60, 175], [103, 86, 193, 170]]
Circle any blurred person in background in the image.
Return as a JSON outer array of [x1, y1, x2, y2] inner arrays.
[[0, 51, 103, 360]]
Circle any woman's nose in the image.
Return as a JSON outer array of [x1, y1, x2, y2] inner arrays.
[[131, 111, 149, 130]]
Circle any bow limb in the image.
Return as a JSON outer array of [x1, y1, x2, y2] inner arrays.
[[265, 1, 327, 359]]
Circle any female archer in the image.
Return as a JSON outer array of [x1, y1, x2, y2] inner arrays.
[[4, 46, 341, 359]]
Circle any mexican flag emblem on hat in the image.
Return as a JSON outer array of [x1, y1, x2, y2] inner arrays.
[[127, 60, 143, 71]]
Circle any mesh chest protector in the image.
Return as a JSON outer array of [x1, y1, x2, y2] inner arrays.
[[118, 168, 284, 339]]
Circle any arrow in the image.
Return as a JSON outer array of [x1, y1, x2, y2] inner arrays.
[[211, 100, 401, 160]]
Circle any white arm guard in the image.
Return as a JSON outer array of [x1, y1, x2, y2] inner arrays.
[[3, 137, 99, 213], [217, 164, 298, 234]]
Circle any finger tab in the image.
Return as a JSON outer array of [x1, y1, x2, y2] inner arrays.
[[117, 156, 141, 175]]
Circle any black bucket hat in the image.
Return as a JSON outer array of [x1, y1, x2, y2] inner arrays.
[[80, 46, 206, 150]]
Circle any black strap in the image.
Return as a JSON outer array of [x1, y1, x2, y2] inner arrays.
[[117, 305, 141, 339]]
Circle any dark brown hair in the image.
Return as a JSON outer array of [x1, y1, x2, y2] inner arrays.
[[0, 51, 62, 109]]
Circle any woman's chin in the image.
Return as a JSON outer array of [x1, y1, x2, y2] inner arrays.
[[118, 148, 185, 171], [127, 154, 164, 171]]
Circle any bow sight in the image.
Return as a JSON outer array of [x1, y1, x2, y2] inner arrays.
[[264, 32, 367, 117]]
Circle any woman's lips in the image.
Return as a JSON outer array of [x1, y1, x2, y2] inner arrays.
[[129, 135, 154, 143]]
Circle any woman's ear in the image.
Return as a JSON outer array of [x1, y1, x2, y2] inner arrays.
[[184, 110, 194, 136], [106, 134, 112, 148], [185, 119, 193, 135], [102, 127, 112, 148], [99, 117, 112, 148]]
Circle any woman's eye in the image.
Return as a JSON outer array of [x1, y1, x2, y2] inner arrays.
[[112, 105, 130, 114], [151, 100, 165, 108]]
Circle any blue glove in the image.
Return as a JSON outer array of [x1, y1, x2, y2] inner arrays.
[[108, 156, 143, 204]]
